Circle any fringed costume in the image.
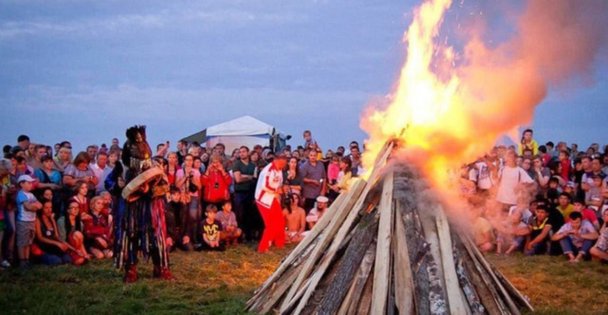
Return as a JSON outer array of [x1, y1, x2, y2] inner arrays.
[[112, 125, 173, 283]]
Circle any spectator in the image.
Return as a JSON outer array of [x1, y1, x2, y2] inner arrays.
[[176, 140, 188, 166], [531, 155, 550, 190], [558, 150, 571, 183], [495, 150, 534, 211], [496, 210, 529, 255], [90, 152, 112, 195], [217, 201, 241, 246], [571, 198, 599, 230], [166, 152, 180, 188], [83, 197, 113, 259], [17, 135, 30, 152], [518, 129, 539, 156], [590, 208, 608, 262], [53, 146, 72, 173], [176, 154, 201, 245], [232, 146, 259, 242], [349, 146, 364, 177], [556, 193, 574, 220], [200, 154, 232, 208], [61, 201, 89, 261], [165, 187, 184, 252], [63, 152, 98, 197], [69, 181, 90, 220], [299, 150, 327, 213], [302, 130, 317, 150], [16, 175, 43, 268], [551, 212, 598, 263], [328, 157, 353, 201], [525, 203, 552, 255], [306, 196, 329, 230], [199, 204, 224, 251], [283, 157, 302, 197], [35, 156, 62, 215], [283, 194, 306, 243], [33, 200, 74, 265], [86, 145, 98, 164]]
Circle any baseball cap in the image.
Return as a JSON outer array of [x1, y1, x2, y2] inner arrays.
[[316, 196, 329, 203], [18, 174, 36, 183]]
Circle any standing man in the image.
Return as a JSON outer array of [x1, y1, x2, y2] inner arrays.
[[232, 146, 261, 241], [91, 152, 112, 195], [255, 153, 287, 253], [176, 140, 188, 166], [299, 150, 327, 213]]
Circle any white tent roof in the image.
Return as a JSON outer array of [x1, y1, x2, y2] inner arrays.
[[206, 116, 275, 137]]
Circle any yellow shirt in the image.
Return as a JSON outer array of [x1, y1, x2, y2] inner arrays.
[[557, 204, 574, 220]]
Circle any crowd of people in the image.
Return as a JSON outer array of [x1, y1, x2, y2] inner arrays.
[[0, 129, 364, 279], [464, 129, 608, 264], [1, 127, 606, 283]]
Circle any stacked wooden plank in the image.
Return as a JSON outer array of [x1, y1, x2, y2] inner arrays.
[[246, 143, 533, 315]]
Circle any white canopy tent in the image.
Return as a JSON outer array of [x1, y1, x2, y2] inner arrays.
[[182, 116, 290, 154]]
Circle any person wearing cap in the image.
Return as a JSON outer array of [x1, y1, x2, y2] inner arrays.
[[306, 196, 329, 230], [15, 174, 43, 268], [254, 152, 287, 253]]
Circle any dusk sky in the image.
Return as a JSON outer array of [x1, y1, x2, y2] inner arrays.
[[1, 0, 606, 153]]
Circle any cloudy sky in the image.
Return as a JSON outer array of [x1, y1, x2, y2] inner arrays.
[[1, 0, 606, 153]]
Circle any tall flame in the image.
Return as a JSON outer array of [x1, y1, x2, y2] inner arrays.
[[362, 0, 608, 190], [363, 0, 460, 188]]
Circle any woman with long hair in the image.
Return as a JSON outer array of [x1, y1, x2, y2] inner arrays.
[[176, 154, 201, 248]]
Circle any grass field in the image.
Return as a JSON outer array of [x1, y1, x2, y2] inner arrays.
[[0, 244, 606, 314]]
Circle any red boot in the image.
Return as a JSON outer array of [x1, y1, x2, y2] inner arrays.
[[160, 267, 175, 281], [153, 265, 174, 280], [124, 265, 138, 283]]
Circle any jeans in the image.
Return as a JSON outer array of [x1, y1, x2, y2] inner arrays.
[[40, 253, 72, 265], [560, 236, 594, 256]]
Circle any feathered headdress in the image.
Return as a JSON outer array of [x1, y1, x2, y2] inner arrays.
[[126, 125, 147, 143]]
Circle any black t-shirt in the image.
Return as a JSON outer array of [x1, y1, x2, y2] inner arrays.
[[232, 159, 256, 192], [202, 219, 222, 242]]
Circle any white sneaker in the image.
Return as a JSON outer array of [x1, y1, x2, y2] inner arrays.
[[0, 260, 11, 268]]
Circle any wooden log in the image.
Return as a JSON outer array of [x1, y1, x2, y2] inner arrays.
[[464, 236, 521, 315], [393, 201, 415, 315], [338, 242, 376, 315], [452, 236, 486, 315], [434, 205, 471, 315], [491, 265, 534, 312], [288, 143, 394, 315], [355, 270, 375, 315], [249, 182, 356, 305], [371, 171, 394, 315], [315, 208, 380, 314]]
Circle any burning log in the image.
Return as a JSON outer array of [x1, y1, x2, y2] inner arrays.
[[246, 142, 533, 315]]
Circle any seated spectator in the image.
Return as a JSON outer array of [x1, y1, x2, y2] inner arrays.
[[217, 201, 241, 246], [590, 208, 608, 262], [473, 208, 495, 253], [283, 194, 306, 243], [61, 201, 89, 261], [556, 193, 574, 220], [571, 198, 600, 230], [551, 212, 598, 263], [165, 187, 184, 252], [525, 203, 553, 255], [496, 210, 529, 255], [306, 196, 329, 229], [199, 204, 225, 251], [83, 197, 113, 259], [33, 200, 77, 265], [70, 181, 91, 220]]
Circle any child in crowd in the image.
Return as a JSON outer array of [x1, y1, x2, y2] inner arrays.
[[16, 175, 43, 268], [283, 194, 306, 243], [165, 187, 184, 252], [526, 204, 552, 256], [551, 211, 598, 263], [216, 201, 241, 246], [199, 204, 225, 251], [83, 196, 113, 259], [571, 198, 599, 230]]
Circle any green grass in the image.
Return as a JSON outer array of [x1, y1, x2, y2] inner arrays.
[[0, 246, 606, 314]]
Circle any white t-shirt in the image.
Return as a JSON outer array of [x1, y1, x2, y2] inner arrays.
[[496, 166, 534, 205], [468, 161, 493, 190]]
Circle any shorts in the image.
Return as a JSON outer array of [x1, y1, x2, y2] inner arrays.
[[16, 220, 35, 247]]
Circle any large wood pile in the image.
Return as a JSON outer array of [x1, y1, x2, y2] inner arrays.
[[246, 143, 533, 315]]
